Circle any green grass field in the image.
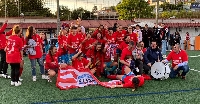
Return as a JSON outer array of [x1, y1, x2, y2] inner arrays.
[[0, 51, 200, 104]]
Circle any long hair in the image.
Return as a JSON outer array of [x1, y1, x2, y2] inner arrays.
[[48, 45, 56, 62], [26, 26, 34, 45], [132, 77, 140, 90], [13, 25, 21, 35], [26, 26, 34, 39], [43, 33, 48, 45]]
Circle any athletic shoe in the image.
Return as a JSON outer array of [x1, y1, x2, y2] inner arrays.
[[42, 75, 48, 79], [0, 74, 3, 77], [15, 81, 22, 86], [181, 76, 186, 80], [163, 55, 167, 59], [2, 74, 11, 79], [47, 78, 52, 82], [19, 77, 23, 81], [11, 81, 15, 86], [32, 76, 36, 81]]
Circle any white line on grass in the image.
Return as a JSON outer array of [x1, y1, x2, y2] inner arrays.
[[190, 69, 200, 73]]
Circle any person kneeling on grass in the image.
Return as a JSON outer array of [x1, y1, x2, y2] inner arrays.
[[110, 67, 144, 91], [162, 43, 189, 80], [45, 45, 68, 82]]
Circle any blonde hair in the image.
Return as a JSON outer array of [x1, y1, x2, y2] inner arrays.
[[12, 25, 21, 35]]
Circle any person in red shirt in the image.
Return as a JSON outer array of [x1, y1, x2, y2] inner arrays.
[[18, 33, 25, 81], [5, 25, 23, 86], [45, 45, 68, 82], [105, 27, 114, 43], [139, 41, 147, 53], [72, 49, 91, 71], [93, 25, 106, 39], [112, 25, 127, 45], [96, 32, 107, 45], [127, 26, 138, 45], [81, 33, 96, 55], [86, 42, 105, 77], [25, 26, 46, 81], [67, 26, 82, 64], [110, 66, 144, 91], [120, 41, 135, 74], [0, 20, 13, 79], [162, 43, 189, 79], [119, 35, 130, 51], [58, 29, 68, 63]]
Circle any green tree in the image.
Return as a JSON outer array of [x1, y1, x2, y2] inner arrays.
[[0, 0, 54, 17], [58, 6, 71, 21], [116, 0, 153, 20], [20, 0, 53, 17], [0, 0, 18, 17], [71, 7, 91, 20]]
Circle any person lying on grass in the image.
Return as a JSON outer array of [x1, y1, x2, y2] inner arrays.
[[45, 45, 68, 82], [110, 67, 144, 91]]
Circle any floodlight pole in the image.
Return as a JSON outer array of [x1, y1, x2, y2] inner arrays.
[[57, 0, 60, 36], [5, 0, 7, 18], [156, 0, 159, 25]]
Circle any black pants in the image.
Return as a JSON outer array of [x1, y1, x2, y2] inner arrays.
[[10, 63, 20, 82], [0, 49, 8, 74], [143, 64, 151, 74], [134, 59, 143, 75]]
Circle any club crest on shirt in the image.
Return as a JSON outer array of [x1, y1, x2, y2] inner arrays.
[[179, 57, 181, 59]]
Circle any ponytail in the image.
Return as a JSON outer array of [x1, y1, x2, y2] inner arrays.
[[132, 77, 140, 91]]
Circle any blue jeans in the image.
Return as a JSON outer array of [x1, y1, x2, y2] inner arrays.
[[169, 65, 190, 78], [30, 58, 45, 76], [161, 40, 166, 55], [122, 72, 135, 82], [59, 53, 69, 64]]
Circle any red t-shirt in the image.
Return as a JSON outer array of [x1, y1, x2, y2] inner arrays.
[[112, 30, 127, 44], [142, 48, 147, 53], [26, 34, 43, 59], [93, 29, 106, 39], [120, 47, 133, 61], [67, 33, 81, 54], [58, 35, 68, 47], [45, 48, 66, 69], [81, 38, 96, 54], [6, 35, 23, 63], [72, 58, 89, 70], [123, 76, 145, 88], [0, 24, 12, 50], [77, 32, 85, 42], [186, 34, 190, 40], [166, 50, 188, 68], [86, 47, 104, 69], [129, 32, 138, 45], [119, 41, 128, 51]]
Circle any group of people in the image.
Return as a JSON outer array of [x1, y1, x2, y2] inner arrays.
[[0, 19, 190, 91]]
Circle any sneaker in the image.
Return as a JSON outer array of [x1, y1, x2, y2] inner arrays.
[[2, 74, 11, 79], [0, 74, 3, 77], [181, 76, 186, 80], [11, 81, 15, 86], [47, 78, 52, 82], [15, 81, 22, 86], [42, 75, 48, 79], [32, 76, 36, 81], [19, 77, 23, 81]]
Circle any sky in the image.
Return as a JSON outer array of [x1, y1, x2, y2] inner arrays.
[[44, 0, 121, 12]]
